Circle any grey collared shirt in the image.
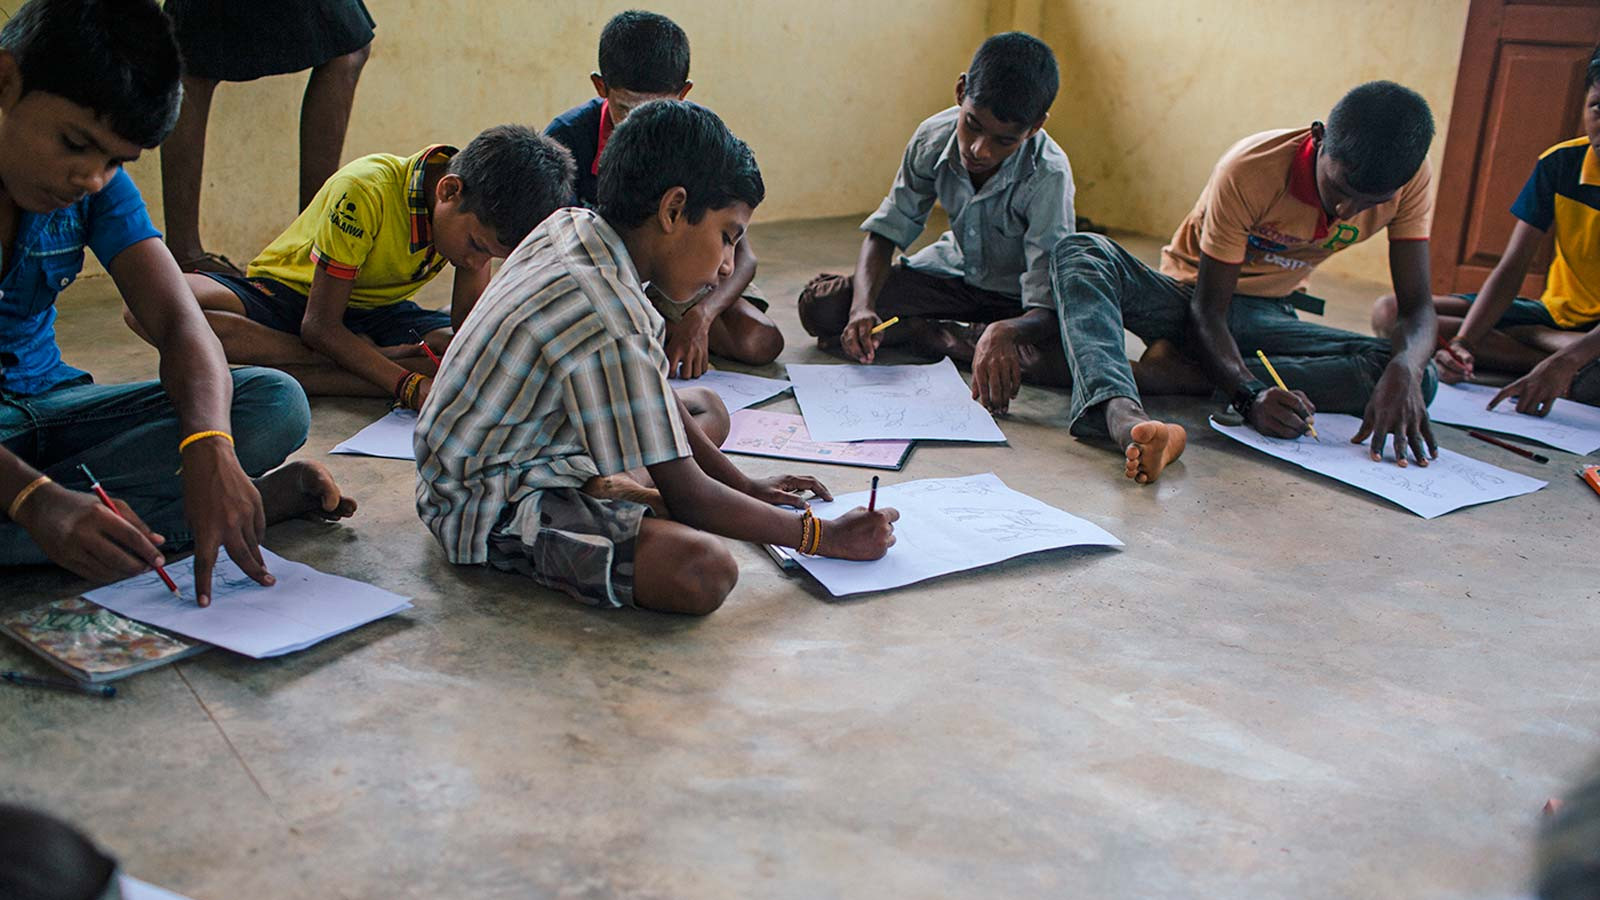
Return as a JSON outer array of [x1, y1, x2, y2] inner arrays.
[[861, 105, 1075, 311]]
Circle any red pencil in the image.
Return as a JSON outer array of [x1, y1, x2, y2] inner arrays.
[[1466, 430, 1549, 464], [411, 329, 442, 366], [78, 464, 182, 598], [1438, 334, 1474, 376], [868, 476, 879, 512]]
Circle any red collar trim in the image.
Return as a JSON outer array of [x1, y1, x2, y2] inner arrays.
[[1288, 132, 1331, 240], [593, 99, 615, 176]]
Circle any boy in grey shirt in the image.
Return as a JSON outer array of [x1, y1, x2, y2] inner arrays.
[[797, 31, 1075, 415]]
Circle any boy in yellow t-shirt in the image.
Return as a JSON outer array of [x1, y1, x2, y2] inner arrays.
[[139, 125, 574, 407]]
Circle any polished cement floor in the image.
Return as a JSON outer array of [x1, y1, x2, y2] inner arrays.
[[4, 217, 1597, 899]]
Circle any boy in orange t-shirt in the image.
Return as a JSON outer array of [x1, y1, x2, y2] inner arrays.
[[1050, 81, 1441, 484]]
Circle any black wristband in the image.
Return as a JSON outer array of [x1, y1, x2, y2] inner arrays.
[[1231, 379, 1270, 419]]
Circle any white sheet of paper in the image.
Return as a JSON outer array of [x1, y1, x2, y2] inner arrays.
[[1210, 412, 1546, 518], [779, 473, 1121, 596], [669, 369, 790, 411], [120, 875, 194, 900], [787, 357, 1006, 443], [1426, 381, 1600, 455], [330, 408, 417, 460], [84, 548, 412, 659]]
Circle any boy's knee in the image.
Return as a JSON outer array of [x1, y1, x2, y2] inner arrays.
[[741, 321, 784, 365], [1051, 231, 1118, 269], [230, 367, 310, 473], [678, 385, 730, 445], [666, 534, 737, 615], [1370, 293, 1399, 337]]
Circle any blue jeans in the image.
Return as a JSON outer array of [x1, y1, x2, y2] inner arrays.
[[0, 366, 310, 565], [1050, 233, 1437, 436]]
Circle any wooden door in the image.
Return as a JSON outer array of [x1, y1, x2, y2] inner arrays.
[[1432, 0, 1600, 296]]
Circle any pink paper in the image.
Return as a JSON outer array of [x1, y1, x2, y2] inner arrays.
[[721, 410, 911, 470]]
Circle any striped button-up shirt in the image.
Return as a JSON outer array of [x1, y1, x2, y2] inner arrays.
[[414, 208, 692, 564]]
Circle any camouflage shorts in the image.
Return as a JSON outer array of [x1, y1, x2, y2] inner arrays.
[[486, 489, 650, 609]]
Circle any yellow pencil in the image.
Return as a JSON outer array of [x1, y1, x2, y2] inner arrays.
[[1254, 349, 1319, 440], [869, 316, 900, 335]]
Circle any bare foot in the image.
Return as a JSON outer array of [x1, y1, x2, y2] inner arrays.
[[256, 461, 359, 524], [583, 474, 669, 518], [1123, 420, 1187, 484], [1131, 338, 1211, 396]]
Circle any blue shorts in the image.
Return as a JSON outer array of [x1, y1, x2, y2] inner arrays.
[[201, 272, 452, 347], [1453, 292, 1566, 330]]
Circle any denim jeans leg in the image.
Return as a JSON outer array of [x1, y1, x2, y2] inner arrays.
[[1051, 233, 1191, 437], [1228, 296, 1438, 415], [0, 367, 310, 566]]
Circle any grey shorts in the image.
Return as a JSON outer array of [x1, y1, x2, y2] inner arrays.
[[486, 489, 651, 609]]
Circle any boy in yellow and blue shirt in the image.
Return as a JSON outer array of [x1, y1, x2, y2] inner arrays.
[[1392, 44, 1600, 413], [151, 125, 575, 409]]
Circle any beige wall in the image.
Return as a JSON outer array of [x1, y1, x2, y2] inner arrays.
[[1040, 0, 1472, 285], [111, 0, 990, 269], [86, 1, 1470, 289]]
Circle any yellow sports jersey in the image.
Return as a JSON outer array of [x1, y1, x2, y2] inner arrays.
[[1513, 137, 1600, 328], [247, 145, 456, 309]]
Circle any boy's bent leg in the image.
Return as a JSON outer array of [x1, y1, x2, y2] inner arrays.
[[486, 489, 735, 615], [707, 297, 784, 365], [1230, 296, 1438, 415], [674, 385, 731, 447], [1050, 233, 1190, 436]]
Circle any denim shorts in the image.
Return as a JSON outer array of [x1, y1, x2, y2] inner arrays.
[[1453, 292, 1563, 330], [201, 272, 452, 347]]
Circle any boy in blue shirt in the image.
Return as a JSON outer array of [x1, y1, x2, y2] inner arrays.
[[0, 0, 354, 607], [544, 10, 783, 379]]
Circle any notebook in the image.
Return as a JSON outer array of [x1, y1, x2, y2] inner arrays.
[[0, 597, 207, 683]]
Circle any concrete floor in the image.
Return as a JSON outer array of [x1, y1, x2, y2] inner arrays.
[[3, 217, 1597, 900]]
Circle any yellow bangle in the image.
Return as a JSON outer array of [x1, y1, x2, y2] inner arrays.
[[7, 474, 52, 521], [178, 430, 234, 454], [810, 518, 824, 555]]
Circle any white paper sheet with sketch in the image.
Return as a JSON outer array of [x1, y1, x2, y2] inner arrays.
[[84, 548, 412, 658], [669, 369, 790, 411], [722, 409, 912, 469], [779, 473, 1121, 596], [119, 876, 193, 900], [787, 358, 1005, 443], [330, 408, 417, 460], [1209, 413, 1546, 518], [1426, 381, 1600, 455]]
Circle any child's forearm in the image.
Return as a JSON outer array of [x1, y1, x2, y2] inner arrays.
[[651, 457, 804, 547], [302, 319, 411, 394], [450, 263, 493, 331], [1459, 221, 1545, 348], [850, 233, 896, 313], [678, 396, 749, 492]]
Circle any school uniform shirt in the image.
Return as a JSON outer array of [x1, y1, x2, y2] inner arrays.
[[860, 105, 1076, 312], [1512, 137, 1600, 328], [247, 145, 456, 309], [0, 168, 160, 395], [1160, 127, 1433, 298], [543, 97, 611, 207], [414, 207, 692, 565]]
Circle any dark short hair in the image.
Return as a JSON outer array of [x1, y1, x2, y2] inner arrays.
[[596, 100, 763, 230], [1324, 81, 1436, 195], [449, 125, 576, 250], [598, 10, 690, 93], [1588, 43, 1600, 89], [0, 0, 182, 148], [965, 31, 1059, 125]]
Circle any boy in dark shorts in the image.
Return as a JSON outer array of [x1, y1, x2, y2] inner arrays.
[[1381, 44, 1600, 413], [0, 0, 354, 607], [545, 10, 782, 377], [417, 101, 897, 615], [135, 126, 574, 410], [796, 32, 1076, 416]]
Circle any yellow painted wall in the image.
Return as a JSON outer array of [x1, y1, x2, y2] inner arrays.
[[1041, 0, 1472, 285], [112, 0, 991, 269], [73, 0, 1469, 290]]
